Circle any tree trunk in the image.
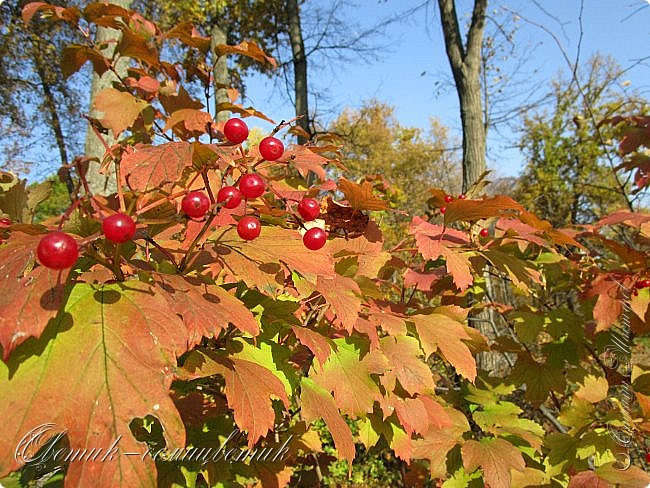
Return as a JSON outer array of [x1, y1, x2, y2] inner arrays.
[[436, 0, 487, 193], [211, 24, 230, 124], [286, 0, 310, 144], [33, 56, 74, 196], [84, 0, 131, 196]]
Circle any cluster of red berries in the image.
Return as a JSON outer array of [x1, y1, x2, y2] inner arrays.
[[634, 279, 650, 295], [439, 193, 465, 215], [30, 118, 328, 270]]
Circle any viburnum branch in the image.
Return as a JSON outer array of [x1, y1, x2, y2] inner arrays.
[[114, 162, 126, 213], [138, 233, 179, 270]]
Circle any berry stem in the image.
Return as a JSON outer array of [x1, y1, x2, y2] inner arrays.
[[201, 172, 216, 204], [112, 243, 125, 281], [139, 233, 179, 270], [179, 210, 218, 272], [115, 161, 126, 213]]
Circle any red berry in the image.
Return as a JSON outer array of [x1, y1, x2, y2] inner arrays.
[[237, 216, 261, 240], [440, 206, 447, 214], [238, 174, 266, 199], [102, 213, 136, 243], [182, 191, 211, 219], [635, 280, 648, 289], [640, 279, 650, 289], [458, 194, 466, 200], [303, 227, 327, 250], [223, 118, 249, 144], [297, 198, 320, 221], [444, 195, 453, 203], [37, 231, 78, 270], [646, 452, 650, 463], [217, 186, 243, 209], [479, 228, 489, 237], [259, 137, 284, 161], [0, 218, 11, 228]]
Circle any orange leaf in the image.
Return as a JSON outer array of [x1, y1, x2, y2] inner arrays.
[[118, 28, 159, 66], [61, 44, 109, 78], [213, 41, 277, 67], [216, 102, 275, 124], [462, 438, 525, 488], [94, 88, 148, 137], [166, 23, 211, 52], [411, 313, 477, 381], [443, 195, 524, 225], [300, 378, 355, 467], [338, 178, 388, 211], [182, 351, 289, 447], [120, 142, 193, 192]]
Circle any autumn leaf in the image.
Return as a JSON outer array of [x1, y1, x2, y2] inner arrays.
[[338, 178, 388, 211], [159, 85, 204, 114], [412, 408, 469, 478], [94, 88, 148, 137], [163, 109, 213, 134], [410, 216, 473, 290], [291, 326, 332, 366], [0, 232, 70, 361], [300, 378, 355, 467], [363, 335, 436, 395], [311, 338, 381, 416], [61, 45, 109, 78], [165, 23, 211, 52], [462, 438, 525, 488], [181, 350, 289, 447], [316, 275, 362, 333], [0, 283, 186, 487], [213, 41, 276, 67], [574, 374, 608, 403], [209, 226, 335, 290], [153, 274, 259, 348], [118, 28, 159, 66], [120, 142, 193, 192], [281, 146, 330, 181], [411, 312, 477, 382], [481, 248, 542, 292], [443, 195, 525, 225], [216, 102, 275, 124]]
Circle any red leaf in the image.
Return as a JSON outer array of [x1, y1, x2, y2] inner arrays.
[[166, 23, 212, 52], [596, 210, 650, 229], [121, 142, 193, 192], [0, 233, 69, 361], [94, 88, 148, 137]]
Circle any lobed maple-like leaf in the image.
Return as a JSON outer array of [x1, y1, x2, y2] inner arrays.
[[412, 408, 469, 478], [94, 88, 148, 137], [181, 350, 289, 447], [410, 216, 473, 290], [163, 109, 213, 135], [165, 23, 211, 52], [153, 274, 259, 348], [443, 195, 524, 225], [0, 282, 186, 487], [0, 232, 69, 361], [216, 102, 275, 124], [291, 326, 332, 366], [208, 226, 335, 290], [315, 275, 362, 333], [213, 41, 277, 67], [462, 438, 525, 488], [118, 28, 159, 66], [300, 378, 355, 467], [22, 2, 80, 24], [363, 335, 436, 396], [281, 146, 330, 181], [411, 312, 477, 382], [310, 338, 381, 416], [338, 178, 388, 211], [61, 45, 109, 78], [509, 354, 566, 405], [120, 142, 193, 192]]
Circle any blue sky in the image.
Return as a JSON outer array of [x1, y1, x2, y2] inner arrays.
[[243, 0, 650, 177]]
